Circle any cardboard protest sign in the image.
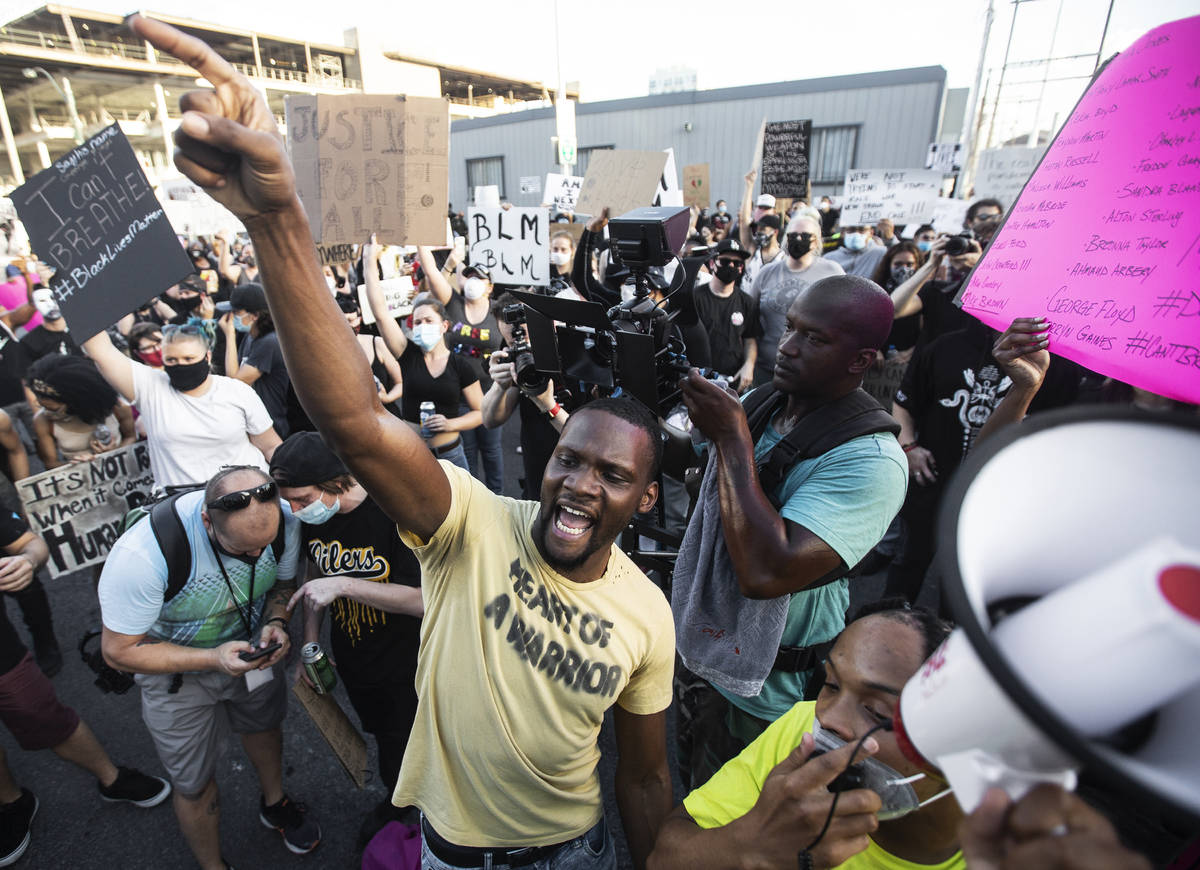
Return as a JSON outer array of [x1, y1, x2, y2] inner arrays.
[[292, 681, 370, 788], [760, 119, 812, 198], [957, 15, 1200, 405], [839, 169, 944, 226], [158, 177, 245, 236], [682, 164, 709, 209], [929, 198, 970, 234], [974, 147, 1045, 210], [575, 150, 668, 218], [653, 148, 684, 208], [357, 276, 414, 324], [286, 94, 449, 246], [544, 173, 583, 213], [467, 206, 549, 286], [17, 443, 154, 578], [9, 125, 193, 340]]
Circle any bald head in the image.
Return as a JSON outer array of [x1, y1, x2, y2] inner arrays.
[[203, 467, 280, 555], [795, 275, 894, 352]]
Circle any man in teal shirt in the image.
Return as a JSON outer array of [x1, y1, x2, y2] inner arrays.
[[674, 275, 908, 788]]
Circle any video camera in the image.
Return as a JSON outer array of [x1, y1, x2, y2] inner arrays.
[[501, 206, 707, 416]]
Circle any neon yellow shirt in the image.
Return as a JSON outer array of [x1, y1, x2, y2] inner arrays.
[[683, 701, 964, 870]]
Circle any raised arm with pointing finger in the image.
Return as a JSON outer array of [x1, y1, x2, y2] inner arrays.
[[127, 14, 449, 542]]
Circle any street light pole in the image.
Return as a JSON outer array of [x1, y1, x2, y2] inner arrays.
[[23, 66, 84, 144]]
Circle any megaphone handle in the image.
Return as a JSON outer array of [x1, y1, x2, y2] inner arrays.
[[937, 749, 1078, 813]]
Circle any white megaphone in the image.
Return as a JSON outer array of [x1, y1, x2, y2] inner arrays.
[[891, 406, 1200, 823]]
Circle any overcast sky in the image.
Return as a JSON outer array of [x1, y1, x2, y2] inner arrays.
[[2, 0, 1194, 135]]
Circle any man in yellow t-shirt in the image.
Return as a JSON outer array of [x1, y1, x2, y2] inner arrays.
[[650, 603, 965, 869]]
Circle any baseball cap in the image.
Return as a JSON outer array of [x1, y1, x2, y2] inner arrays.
[[756, 214, 782, 232], [463, 263, 492, 281], [270, 431, 348, 488], [710, 239, 751, 260], [229, 283, 269, 313], [755, 193, 776, 209]]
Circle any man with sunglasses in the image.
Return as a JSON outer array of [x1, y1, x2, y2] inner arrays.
[[99, 466, 318, 868], [126, 16, 675, 870], [693, 239, 760, 393]]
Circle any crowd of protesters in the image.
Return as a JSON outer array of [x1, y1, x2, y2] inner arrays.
[[0, 16, 1191, 870]]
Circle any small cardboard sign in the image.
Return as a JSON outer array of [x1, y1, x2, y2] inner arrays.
[[9, 125, 194, 340], [682, 164, 710, 210], [17, 443, 155, 578], [467, 206, 550, 286], [291, 681, 370, 788], [544, 173, 583, 213], [357, 276, 414, 324], [575, 150, 668, 217], [287, 94, 449, 246]]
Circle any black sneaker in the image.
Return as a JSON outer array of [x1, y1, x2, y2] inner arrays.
[[0, 788, 37, 868], [98, 767, 171, 807], [260, 795, 320, 855]]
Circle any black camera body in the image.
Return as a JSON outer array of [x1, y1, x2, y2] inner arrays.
[[500, 303, 549, 393], [944, 228, 977, 257]]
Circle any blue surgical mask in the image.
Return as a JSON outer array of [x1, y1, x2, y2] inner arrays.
[[917, 240, 933, 253], [412, 322, 443, 352], [293, 494, 340, 525], [844, 232, 868, 252], [234, 314, 252, 333]]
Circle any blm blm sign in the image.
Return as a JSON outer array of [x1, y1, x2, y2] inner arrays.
[[9, 125, 194, 341]]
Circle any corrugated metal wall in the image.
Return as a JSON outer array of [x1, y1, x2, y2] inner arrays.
[[448, 67, 946, 212]]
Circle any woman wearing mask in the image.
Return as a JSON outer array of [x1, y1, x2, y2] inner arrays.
[[221, 284, 291, 438], [362, 253, 482, 471], [81, 324, 281, 491], [127, 324, 165, 369], [912, 224, 937, 254], [414, 245, 503, 491], [870, 241, 925, 359], [28, 356, 135, 468], [548, 231, 579, 297]]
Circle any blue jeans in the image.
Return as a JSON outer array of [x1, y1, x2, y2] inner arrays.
[[460, 403, 504, 493], [420, 816, 615, 870], [435, 439, 470, 472]]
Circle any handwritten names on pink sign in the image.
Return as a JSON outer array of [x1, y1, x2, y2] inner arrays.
[[959, 16, 1200, 404]]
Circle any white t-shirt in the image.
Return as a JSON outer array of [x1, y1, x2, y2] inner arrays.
[[131, 363, 274, 488]]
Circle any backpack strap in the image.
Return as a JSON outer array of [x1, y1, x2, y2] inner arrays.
[[148, 493, 192, 603], [269, 509, 287, 565]]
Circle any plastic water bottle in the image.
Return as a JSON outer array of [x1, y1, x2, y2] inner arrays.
[[92, 424, 113, 447]]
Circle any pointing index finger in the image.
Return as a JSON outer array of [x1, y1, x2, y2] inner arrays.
[[127, 14, 241, 88]]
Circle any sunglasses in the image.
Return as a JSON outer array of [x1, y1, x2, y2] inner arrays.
[[716, 258, 744, 268], [206, 480, 278, 512]]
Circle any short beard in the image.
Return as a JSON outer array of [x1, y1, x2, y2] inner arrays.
[[533, 507, 601, 574]]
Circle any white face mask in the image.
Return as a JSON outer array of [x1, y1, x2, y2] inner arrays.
[[549, 250, 571, 267], [463, 277, 488, 301], [32, 288, 62, 321]]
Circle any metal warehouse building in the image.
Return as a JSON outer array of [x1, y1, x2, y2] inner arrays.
[[449, 66, 956, 210]]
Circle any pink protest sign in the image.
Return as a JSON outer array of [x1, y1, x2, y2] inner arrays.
[[958, 15, 1200, 404]]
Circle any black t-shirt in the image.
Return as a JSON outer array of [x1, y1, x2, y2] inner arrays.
[[917, 279, 975, 346], [444, 294, 504, 391], [0, 510, 30, 673], [517, 394, 560, 499], [895, 320, 1082, 478], [301, 497, 420, 682], [241, 332, 290, 438], [398, 344, 480, 422], [19, 326, 82, 362], [0, 328, 30, 406], [692, 281, 762, 375]]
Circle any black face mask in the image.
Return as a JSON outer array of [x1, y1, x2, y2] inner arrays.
[[165, 358, 210, 392], [787, 233, 816, 260], [753, 231, 774, 249], [714, 262, 742, 285]]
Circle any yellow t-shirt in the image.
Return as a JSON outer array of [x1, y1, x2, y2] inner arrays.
[[393, 462, 676, 846], [683, 702, 965, 870]]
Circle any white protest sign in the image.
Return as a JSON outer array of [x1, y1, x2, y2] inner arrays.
[[974, 147, 1044, 209], [357, 276, 414, 325], [158, 177, 246, 236], [467, 206, 549, 286], [839, 169, 944, 225], [929, 198, 970, 234], [520, 176, 541, 195], [925, 142, 963, 172], [544, 173, 583, 213], [653, 147, 684, 207], [474, 185, 501, 207]]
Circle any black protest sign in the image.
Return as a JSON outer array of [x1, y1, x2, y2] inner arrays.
[[9, 125, 194, 341], [17, 443, 155, 578], [760, 120, 812, 198]]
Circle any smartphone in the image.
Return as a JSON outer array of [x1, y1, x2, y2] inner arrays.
[[238, 642, 281, 662]]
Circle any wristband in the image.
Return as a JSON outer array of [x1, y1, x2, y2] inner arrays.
[[547, 403, 562, 419], [264, 615, 290, 636], [901, 442, 918, 453]]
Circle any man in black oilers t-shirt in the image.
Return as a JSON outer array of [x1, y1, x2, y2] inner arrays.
[[886, 318, 1082, 606], [270, 433, 423, 826], [692, 239, 761, 392]]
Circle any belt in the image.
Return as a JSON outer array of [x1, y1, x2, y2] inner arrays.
[[431, 437, 462, 457], [420, 818, 573, 868]]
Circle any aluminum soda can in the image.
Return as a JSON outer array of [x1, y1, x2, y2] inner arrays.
[[301, 642, 337, 694], [419, 401, 436, 438]]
